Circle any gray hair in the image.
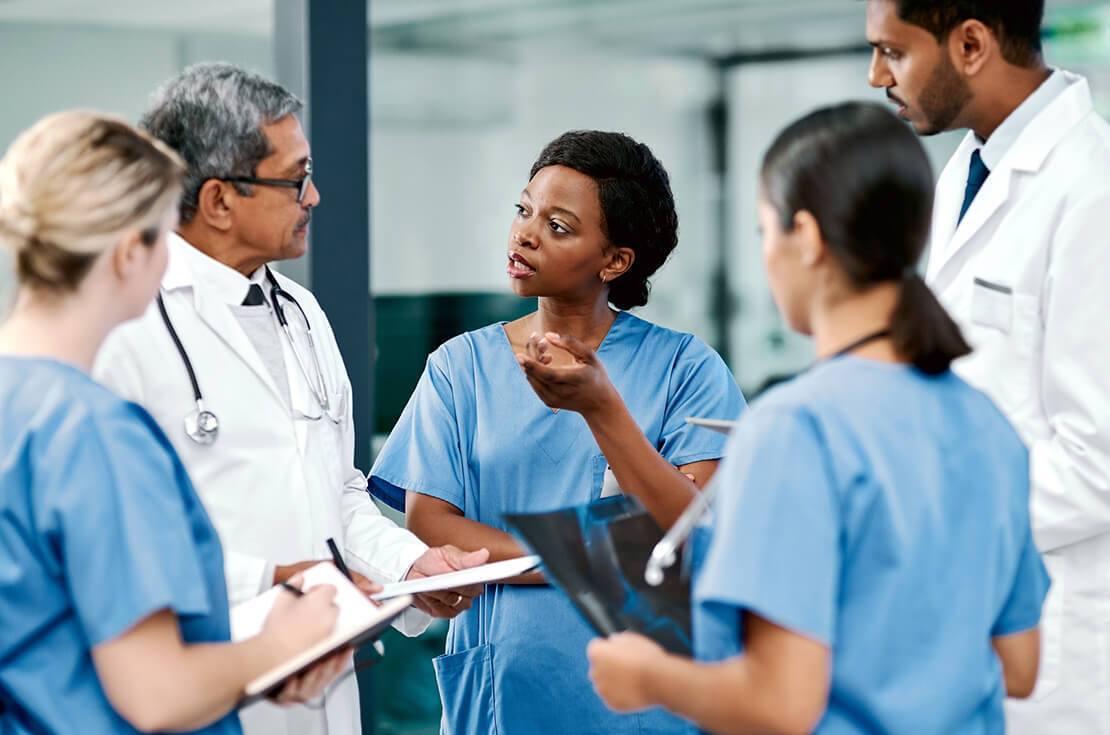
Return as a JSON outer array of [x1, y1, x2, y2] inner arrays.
[[141, 62, 303, 223]]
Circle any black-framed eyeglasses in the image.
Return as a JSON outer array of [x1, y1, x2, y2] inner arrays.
[[219, 158, 313, 204]]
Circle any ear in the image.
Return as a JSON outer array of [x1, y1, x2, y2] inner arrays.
[[601, 246, 636, 283], [110, 229, 150, 282], [195, 178, 236, 232], [949, 19, 993, 76], [792, 210, 827, 270]]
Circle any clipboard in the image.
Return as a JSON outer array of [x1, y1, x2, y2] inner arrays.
[[230, 562, 413, 705]]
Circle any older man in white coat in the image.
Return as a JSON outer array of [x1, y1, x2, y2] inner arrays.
[[96, 63, 487, 735], [867, 1, 1110, 732]]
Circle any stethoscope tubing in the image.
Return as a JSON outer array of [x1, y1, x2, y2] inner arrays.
[[157, 268, 333, 444]]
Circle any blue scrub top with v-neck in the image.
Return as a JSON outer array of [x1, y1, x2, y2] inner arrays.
[[371, 311, 746, 735]]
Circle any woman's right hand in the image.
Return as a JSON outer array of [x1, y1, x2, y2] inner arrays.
[[262, 576, 339, 660]]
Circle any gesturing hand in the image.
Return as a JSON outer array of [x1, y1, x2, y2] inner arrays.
[[515, 332, 618, 417]]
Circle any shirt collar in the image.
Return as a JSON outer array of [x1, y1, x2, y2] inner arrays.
[[976, 69, 1069, 170], [164, 232, 267, 306]]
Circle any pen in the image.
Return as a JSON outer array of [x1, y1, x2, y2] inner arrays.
[[279, 582, 304, 597], [326, 537, 353, 581]]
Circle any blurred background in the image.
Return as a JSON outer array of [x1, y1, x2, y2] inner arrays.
[[1, 1, 1108, 731]]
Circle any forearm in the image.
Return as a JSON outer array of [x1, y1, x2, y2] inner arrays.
[[583, 393, 698, 529], [639, 654, 773, 735], [98, 629, 279, 732], [408, 510, 544, 584], [646, 654, 808, 735]]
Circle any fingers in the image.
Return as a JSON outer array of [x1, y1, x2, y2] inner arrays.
[[273, 649, 352, 704], [351, 572, 383, 597], [545, 332, 595, 362], [525, 332, 553, 365]]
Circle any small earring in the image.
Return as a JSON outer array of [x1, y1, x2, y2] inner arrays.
[[599, 273, 608, 283]]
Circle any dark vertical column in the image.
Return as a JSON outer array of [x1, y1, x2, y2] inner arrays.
[[306, 0, 374, 472]]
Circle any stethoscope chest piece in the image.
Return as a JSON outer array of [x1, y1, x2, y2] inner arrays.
[[185, 403, 220, 445]]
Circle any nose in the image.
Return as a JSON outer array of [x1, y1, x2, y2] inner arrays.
[[303, 177, 321, 209], [868, 49, 892, 89], [511, 221, 539, 250]]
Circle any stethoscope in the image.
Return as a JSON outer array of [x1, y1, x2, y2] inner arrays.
[[644, 327, 894, 586], [157, 267, 336, 446]]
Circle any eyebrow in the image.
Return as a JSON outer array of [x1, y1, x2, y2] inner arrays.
[[520, 189, 582, 224], [280, 156, 310, 176]]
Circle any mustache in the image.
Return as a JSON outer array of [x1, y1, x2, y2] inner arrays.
[[296, 211, 311, 229]]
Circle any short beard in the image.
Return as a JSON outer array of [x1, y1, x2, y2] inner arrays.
[[916, 53, 973, 136]]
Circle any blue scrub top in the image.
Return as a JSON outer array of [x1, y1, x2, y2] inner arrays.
[[0, 357, 240, 735], [693, 357, 1050, 735], [371, 311, 746, 735]]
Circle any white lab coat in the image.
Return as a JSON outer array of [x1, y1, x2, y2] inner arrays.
[[927, 72, 1110, 733], [95, 233, 430, 735]]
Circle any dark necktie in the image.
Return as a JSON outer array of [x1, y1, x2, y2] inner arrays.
[[242, 283, 266, 306], [958, 149, 990, 224]]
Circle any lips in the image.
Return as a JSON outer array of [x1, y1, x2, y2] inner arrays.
[[886, 91, 908, 116], [507, 251, 536, 279], [295, 213, 311, 231]]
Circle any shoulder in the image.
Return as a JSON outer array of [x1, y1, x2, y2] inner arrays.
[[618, 312, 722, 364], [429, 323, 507, 370], [5, 362, 165, 456]]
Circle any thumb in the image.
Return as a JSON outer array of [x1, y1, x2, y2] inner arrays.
[[457, 548, 490, 568]]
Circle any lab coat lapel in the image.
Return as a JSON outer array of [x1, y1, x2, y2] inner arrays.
[[929, 73, 1094, 289], [928, 136, 1013, 287], [163, 236, 287, 407]]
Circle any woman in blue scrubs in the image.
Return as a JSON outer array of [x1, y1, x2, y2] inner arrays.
[[0, 112, 347, 734], [586, 103, 1050, 733], [370, 130, 745, 734]]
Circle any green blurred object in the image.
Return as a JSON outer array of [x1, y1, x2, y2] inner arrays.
[[362, 293, 535, 733], [374, 292, 537, 434], [358, 622, 450, 735]]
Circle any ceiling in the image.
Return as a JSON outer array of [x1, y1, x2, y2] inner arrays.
[[0, 0, 1104, 60]]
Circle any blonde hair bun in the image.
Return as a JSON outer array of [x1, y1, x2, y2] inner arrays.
[[0, 110, 184, 292]]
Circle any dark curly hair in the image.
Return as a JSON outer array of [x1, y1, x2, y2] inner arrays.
[[529, 130, 678, 310]]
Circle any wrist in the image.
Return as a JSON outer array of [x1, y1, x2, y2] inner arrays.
[[582, 384, 622, 421], [642, 651, 680, 709]]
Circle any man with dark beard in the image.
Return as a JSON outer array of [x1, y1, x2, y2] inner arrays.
[[866, 2, 1110, 733]]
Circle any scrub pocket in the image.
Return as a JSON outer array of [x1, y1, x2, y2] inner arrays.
[[433, 643, 499, 735]]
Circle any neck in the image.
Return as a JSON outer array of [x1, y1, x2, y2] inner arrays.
[[968, 63, 1052, 141], [811, 282, 902, 363], [177, 223, 264, 277], [0, 289, 118, 371], [533, 293, 616, 346]]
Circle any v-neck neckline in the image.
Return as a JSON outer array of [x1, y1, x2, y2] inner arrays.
[[498, 310, 627, 415]]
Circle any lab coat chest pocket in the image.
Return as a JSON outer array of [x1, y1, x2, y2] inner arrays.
[[970, 278, 1013, 333], [970, 278, 1039, 406]]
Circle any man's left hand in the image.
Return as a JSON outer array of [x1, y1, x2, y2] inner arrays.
[[406, 545, 489, 618]]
